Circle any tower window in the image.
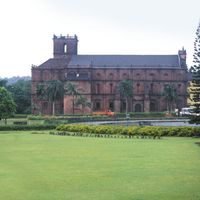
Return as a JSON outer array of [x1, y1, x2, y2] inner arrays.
[[150, 83, 154, 93], [110, 83, 113, 93], [64, 44, 67, 53], [95, 102, 101, 110], [109, 73, 114, 79], [96, 83, 100, 94], [136, 83, 140, 93]]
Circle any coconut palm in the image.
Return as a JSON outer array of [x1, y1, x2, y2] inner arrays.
[[117, 79, 133, 116], [36, 80, 64, 115], [65, 82, 79, 114], [46, 80, 64, 115], [75, 95, 91, 114], [162, 84, 177, 113]]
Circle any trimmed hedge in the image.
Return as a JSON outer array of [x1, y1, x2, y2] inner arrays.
[[56, 124, 200, 137], [0, 124, 56, 131], [13, 121, 27, 125]]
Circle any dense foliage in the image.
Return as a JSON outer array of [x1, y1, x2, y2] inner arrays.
[[7, 79, 31, 114], [117, 79, 133, 114], [56, 124, 200, 137], [0, 124, 56, 131], [162, 84, 177, 113], [189, 22, 200, 123], [36, 80, 64, 115], [65, 82, 80, 114], [0, 87, 16, 124]]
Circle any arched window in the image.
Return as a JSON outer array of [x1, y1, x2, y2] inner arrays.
[[96, 83, 100, 94], [97, 73, 101, 78], [135, 104, 142, 112], [150, 83, 154, 93], [164, 73, 168, 77], [64, 44, 67, 53], [109, 73, 114, 79], [109, 101, 114, 111], [95, 101, 101, 111], [136, 83, 140, 93], [150, 102, 156, 112], [110, 83, 113, 93], [150, 73, 154, 76], [123, 73, 128, 79]]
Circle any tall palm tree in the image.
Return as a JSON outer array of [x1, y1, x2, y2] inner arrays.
[[117, 79, 133, 116], [75, 95, 91, 114], [36, 80, 64, 115], [46, 80, 64, 115], [162, 84, 177, 113], [65, 82, 79, 114]]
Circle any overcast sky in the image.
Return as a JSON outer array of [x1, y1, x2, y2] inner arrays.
[[0, 0, 199, 78]]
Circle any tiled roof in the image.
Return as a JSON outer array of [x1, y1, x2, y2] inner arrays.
[[38, 58, 68, 68], [38, 54, 180, 68], [70, 55, 180, 67]]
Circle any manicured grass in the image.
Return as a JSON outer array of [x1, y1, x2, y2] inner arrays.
[[0, 131, 200, 200]]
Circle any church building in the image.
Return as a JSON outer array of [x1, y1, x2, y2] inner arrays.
[[31, 34, 188, 114]]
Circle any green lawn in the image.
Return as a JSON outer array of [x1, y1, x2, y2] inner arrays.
[[0, 131, 200, 200]]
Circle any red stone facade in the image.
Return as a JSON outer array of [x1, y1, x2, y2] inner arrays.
[[31, 35, 188, 114]]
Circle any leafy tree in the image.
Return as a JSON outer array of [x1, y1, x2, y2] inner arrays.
[[117, 79, 133, 115], [0, 79, 7, 87], [162, 84, 177, 113], [190, 22, 200, 113], [7, 80, 31, 114], [75, 95, 91, 114], [0, 87, 16, 124], [36, 80, 64, 115], [36, 83, 46, 100], [65, 82, 79, 114]]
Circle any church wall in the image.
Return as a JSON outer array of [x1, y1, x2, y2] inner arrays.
[[32, 66, 188, 114]]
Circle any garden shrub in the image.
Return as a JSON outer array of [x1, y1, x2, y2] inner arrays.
[[0, 124, 56, 131], [56, 124, 200, 137], [13, 121, 27, 125]]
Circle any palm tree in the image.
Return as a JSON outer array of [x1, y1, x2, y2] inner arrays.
[[65, 82, 79, 114], [117, 79, 133, 116], [36, 83, 46, 100], [46, 80, 64, 115], [75, 95, 91, 114], [36, 80, 64, 115], [162, 84, 177, 113]]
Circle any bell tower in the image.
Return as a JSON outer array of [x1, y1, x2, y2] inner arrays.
[[178, 47, 187, 68], [53, 34, 78, 58]]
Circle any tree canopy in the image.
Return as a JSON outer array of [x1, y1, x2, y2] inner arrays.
[[36, 80, 64, 115], [65, 82, 79, 114], [7, 80, 31, 114], [75, 95, 91, 114], [162, 84, 177, 113], [0, 87, 16, 124], [190, 22, 200, 112], [117, 79, 133, 115]]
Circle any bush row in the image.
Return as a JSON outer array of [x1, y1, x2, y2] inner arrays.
[[50, 131, 161, 139], [56, 124, 200, 137], [27, 112, 174, 121], [27, 115, 111, 122], [0, 124, 56, 131]]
